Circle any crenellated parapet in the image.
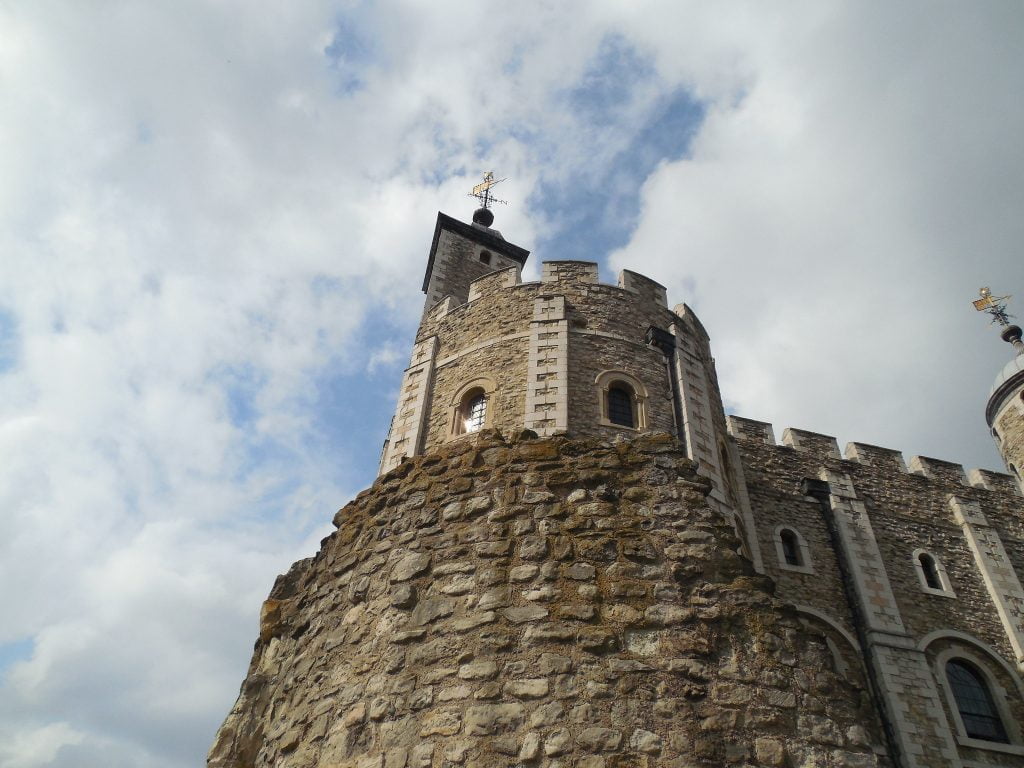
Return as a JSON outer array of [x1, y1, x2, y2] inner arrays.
[[728, 416, 1022, 497]]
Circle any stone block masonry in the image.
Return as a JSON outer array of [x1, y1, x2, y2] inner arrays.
[[209, 432, 885, 768], [730, 418, 1024, 767]]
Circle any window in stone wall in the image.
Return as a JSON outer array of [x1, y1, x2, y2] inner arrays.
[[462, 392, 486, 432], [947, 660, 1010, 743], [449, 378, 497, 438], [595, 371, 648, 430], [479, 250, 492, 265], [912, 548, 955, 597], [774, 526, 813, 574], [607, 386, 634, 426], [920, 553, 941, 589], [992, 426, 1001, 444], [780, 530, 800, 565]]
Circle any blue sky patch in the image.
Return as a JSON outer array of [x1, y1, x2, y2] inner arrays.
[[530, 97, 704, 265], [324, 14, 375, 95], [0, 308, 19, 373], [0, 636, 33, 680]]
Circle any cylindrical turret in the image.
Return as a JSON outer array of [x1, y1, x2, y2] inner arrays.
[[986, 323, 1024, 489]]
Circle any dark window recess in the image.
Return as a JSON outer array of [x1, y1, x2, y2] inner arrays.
[[919, 553, 942, 590], [607, 386, 634, 427], [947, 660, 1009, 742], [780, 529, 801, 566], [479, 251, 492, 265], [463, 393, 486, 433]]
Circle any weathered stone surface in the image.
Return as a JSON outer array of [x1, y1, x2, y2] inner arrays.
[[501, 605, 548, 624], [463, 703, 526, 735], [389, 553, 431, 582], [407, 597, 454, 626], [577, 727, 622, 752]]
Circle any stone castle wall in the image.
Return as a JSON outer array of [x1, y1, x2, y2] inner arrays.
[[727, 416, 1024, 767], [209, 432, 887, 768]]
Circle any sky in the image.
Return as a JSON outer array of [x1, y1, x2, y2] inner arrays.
[[1, 2, 1022, 766]]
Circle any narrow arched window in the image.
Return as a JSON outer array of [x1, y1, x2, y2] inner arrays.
[[919, 553, 942, 590], [780, 529, 801, 566], [946, 660, 1009, 743], [607, 385, 634, 427], [462, 392, 486, 433]]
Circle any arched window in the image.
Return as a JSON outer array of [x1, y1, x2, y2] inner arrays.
[[479, 250, 492, 265], [919, 553, 941, 590], [448, 377, 497, 438], [946, 660, 1009, 743], [780, 529, 801, 566], [595, 371, 648, 430], [456, 389, 486, 434], [607, 385, 634, 427], [913, 549, 955, 597], [463, 391, 486, 432], [774, 526, 813, 573]]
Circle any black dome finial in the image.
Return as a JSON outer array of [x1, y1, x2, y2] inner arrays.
[[472, 207, 495, 227]]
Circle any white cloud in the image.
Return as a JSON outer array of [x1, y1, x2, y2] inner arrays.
[[1, 2, 1021, 766], [0, 722, 85, 768], [612, 2, 1023, 470]]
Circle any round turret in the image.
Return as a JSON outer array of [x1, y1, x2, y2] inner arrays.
[[986, 346, 1024, 488]]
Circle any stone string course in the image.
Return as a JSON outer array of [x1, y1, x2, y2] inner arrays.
[[209, 431, 885, 768]]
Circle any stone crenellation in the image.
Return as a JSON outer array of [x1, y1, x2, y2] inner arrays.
[[212, 209, 1024, 768]]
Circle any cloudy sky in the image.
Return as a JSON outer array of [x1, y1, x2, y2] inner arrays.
[[1, 2, 1022, 766]]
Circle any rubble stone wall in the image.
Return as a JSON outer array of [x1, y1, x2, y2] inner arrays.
[[210, 432, 886, 768]]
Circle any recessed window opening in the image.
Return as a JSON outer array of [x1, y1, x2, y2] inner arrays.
[[479, 250, 492, 265], [919, 553, 942, 590], [1010, 463, 1020, 479], [947, 660, 1009, 743], [992, 427, 1001, 444], [462, 392, 486, 433], [607, 384, 634, 427], [780, 528, 801, 567]]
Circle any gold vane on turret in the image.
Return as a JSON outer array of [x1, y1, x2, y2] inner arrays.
[[973, 287, 1014, 327], [469, 171, 508, 209]]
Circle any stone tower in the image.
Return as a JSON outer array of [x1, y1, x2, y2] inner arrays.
[[207, 208, 891, 768], [987, 322, 1024, 492], [379, 208, 739, 520]]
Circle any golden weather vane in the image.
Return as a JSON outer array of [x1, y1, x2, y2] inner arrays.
[[973, 287, 1014, 327], [469, 171, 508, 209]]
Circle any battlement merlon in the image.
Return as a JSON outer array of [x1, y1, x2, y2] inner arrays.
[[781, 427, 841, 460], [727, 416, 776, 445], [843, 442, 909, 473]]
